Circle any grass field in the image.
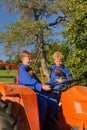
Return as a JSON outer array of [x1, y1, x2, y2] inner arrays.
[[0, 70, 18, 83], [0, 69, 47, 84]]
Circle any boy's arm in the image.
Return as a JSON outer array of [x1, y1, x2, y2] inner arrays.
[[64, 67, 71, 80], [19, 65, 51, 92], [50, 65, 60, 82], [19, 66, 42, 91]]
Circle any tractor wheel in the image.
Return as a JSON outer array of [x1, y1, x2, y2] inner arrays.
[[0, 99, 20, 130]]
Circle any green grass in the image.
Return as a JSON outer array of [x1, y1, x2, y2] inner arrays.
[[0, 70, 18, 83], [0, 70, 48, 84]]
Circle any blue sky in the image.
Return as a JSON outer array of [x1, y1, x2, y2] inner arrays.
[[0, 1, 20, 32], [0, 1, 20, 61]]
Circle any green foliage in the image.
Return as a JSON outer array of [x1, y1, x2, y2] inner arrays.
[[65, 0, 87, 48], [63, 0, 87, 85], [45, 42, 69, 68], [65, 45, 87, 74], [65, 46, 87, 85]]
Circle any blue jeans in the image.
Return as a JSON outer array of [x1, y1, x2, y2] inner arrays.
[[46, 81, 65, 102], [37, 94, 47, 129], [37, 90, 58, 116]]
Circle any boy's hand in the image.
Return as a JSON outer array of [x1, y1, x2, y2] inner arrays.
[[56, 77, 65, 83], [42, 85, 51, 91]]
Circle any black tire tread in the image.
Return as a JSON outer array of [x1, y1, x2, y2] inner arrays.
[[0, 99, 20, 130]]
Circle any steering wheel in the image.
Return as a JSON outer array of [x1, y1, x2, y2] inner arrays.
[[50, 79, 80, 92]]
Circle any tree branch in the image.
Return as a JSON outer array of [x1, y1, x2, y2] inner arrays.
[[49, 15, 69, 26]]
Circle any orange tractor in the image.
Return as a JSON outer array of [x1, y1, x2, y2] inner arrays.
[[0, 62, 87, 130]]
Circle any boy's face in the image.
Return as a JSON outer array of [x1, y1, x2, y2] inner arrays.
[[22, 55, 32, 66], [54, 58, 63, 67]]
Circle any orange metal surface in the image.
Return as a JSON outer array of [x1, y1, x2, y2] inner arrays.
[[0, 83, 40, 130], [0, 62, 19, 70], [40, 68, 45, 84], [61, 85, 87, 130]]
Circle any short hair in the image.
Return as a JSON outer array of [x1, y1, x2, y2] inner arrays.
[[20, 50, 32, 60], [53, 51, 64, 60]]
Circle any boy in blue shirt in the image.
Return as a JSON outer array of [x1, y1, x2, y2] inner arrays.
[[19, 50, 58, 130], [50, 51, 71, 83], [48, 51, 71, 101]]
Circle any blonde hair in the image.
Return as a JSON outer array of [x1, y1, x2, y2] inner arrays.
[[20, 50, 32, 60], [53, 51, 64, 60]]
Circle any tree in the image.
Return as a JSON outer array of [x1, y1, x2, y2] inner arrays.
[[62, 0, 87, 85], [0, 0, 69, 80]]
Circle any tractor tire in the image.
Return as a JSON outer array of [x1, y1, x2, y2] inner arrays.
[[0, 99, 20, 130]]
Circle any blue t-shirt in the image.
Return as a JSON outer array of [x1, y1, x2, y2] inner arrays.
[[19, 64, 42, 92], [50, 64, 71, 83]]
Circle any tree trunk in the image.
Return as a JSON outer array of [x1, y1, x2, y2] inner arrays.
[[39, 31, 50, 81], [40, 48, 50, 81]]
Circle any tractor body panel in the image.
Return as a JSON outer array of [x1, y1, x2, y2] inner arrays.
[[61, 85, 87, 130], [0, 82, 40, 130]]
